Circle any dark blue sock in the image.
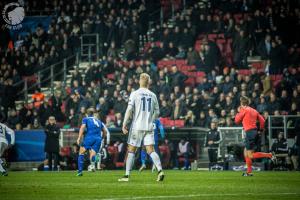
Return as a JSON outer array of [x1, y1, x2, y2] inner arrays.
[[141, 150, 147, 165], [184, 153, 189, 169], [78, 154, 84, 173], [91, 155, 96, 163]]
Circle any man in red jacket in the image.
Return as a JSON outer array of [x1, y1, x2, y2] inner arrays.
[[235, 96, 276, 176]]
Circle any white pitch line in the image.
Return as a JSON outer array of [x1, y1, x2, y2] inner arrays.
[[97, 192, 298, 200]]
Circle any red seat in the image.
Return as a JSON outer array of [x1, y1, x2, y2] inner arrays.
[[218, 33, 225, 39], [174, 120, 185, 127], [107, 146, 118, 154], [175, 59, 186, 66], [208, 34, 217, 41], [60, 146, 71, 157], [115, 162, 124, 168], [107, 73, 115, 80], [238, 69, 251, 76], [196, 71, 206, 77], [185, 77, 195, 86], [251, 62, 263, 70]]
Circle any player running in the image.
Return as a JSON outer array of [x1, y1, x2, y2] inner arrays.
[[0, 121, 15, 176], [139, 118, 165, 172], [76, 108, 107, 176], [118, 73, 164, 182], [235, 96, 276, 176]]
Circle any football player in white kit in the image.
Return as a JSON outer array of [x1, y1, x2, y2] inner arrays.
[[0, 122, 15, 176], [118, 73, 164, 182]]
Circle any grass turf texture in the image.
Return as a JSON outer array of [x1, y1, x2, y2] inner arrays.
[[1, 171, 300, 200]]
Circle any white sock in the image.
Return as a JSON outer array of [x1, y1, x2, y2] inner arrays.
[[125, 152, 135, 176], [0, 159, 5, 172], [149, 152, 162, 172]]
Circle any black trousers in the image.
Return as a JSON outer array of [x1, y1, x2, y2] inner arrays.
[[46, 152, 59, 170], [297, 145, 300, 170], [208, 149, 218, 164]]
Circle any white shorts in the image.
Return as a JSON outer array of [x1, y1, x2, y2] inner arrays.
[[127, 130, 154, 147]]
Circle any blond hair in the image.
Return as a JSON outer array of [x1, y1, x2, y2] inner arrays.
[[139, 73, 150, 88], [240, 96, 250, 106]]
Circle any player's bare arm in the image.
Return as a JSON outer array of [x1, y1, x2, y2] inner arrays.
[[122, 105, 133, 135], [77, 124, 86, 145]]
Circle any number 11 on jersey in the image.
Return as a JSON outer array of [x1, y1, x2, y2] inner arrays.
[[141, 97, 151, 112]]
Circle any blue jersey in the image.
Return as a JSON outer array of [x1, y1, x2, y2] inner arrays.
[[154, 119, 165, 143], [81, 116, 104, 152], [82, 117, 103, 139]]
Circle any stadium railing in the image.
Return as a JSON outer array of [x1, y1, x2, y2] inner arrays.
[[267, 115, 299, 148], [13, 53, 79, 104]]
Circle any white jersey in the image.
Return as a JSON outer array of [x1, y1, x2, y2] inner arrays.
[[0, 123, 15, 145], [128, 88, 159, 131]]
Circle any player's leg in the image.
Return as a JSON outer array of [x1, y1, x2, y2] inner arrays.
[[146, 145, 164, 181], [151, 142, 160, 172], [139, 147, 147, 172], [119, 130, 142, 181], [0, 142, 8, 176], [144, 132, 164, 181], [245, 148, 253, 175], [243, 130, 256, 176], [88, 149, 97, 172], [89, 138, 101, 172], [77, 146, 86, 176]]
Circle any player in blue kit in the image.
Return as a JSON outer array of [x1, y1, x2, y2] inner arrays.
[[76, 108, 107, 176], [139, 119, 165, 172]]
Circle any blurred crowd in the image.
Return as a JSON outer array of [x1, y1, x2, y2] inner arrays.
[[0, 0, 300, 131]]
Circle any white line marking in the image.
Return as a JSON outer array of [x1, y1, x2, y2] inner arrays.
[[97, 193, 298, 200]]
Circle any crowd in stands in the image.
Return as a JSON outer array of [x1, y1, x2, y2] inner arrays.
[[0, 0, 300, 133]]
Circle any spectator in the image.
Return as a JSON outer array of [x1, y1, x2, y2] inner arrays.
[[184, 110, 196, 127], [160, 100, 172, 118], [257, 34, 272, 59], [66, 108, 79, 127], [197, 111, 209, 128], [32, 89, 45, 108], [271, 132, 289, 169], [176, 139, 191, 170], [169, 66, 188, 89], [171, 99, 186, 120]]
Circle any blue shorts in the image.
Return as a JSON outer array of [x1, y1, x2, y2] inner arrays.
[[82, 137, 102, 152]]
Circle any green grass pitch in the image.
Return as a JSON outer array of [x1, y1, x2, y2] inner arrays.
[[1, 170, 300, 200]]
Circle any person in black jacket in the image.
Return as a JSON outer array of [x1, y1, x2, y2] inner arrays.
[[44, 116, 60, 171], [271, 132, 289, 169], [169, 66, 188, 89], [205, 120, 222, 168]]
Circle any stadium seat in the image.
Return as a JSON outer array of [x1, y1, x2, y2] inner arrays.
[[60, 146, 71, 157], [185, 77, 196, 86], [238, 69, 251, 76], [208, 34, 217, 41], [115, 162, 125, 168], [174, 120, 185, 127], [107, 73, 115, 80]]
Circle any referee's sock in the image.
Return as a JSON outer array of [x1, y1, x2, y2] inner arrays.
[[245, 157, 252, 174], [252, 152, 272, 159]]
